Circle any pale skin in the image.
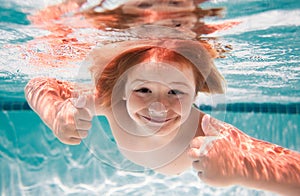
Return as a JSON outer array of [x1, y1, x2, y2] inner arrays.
[[25, 62, 300, 195]]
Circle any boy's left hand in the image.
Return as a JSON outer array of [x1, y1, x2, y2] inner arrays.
[[188, 114, 252, 186]]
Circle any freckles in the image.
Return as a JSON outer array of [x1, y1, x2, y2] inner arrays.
[[129, 97, 142, 108], [169, 99, 181, 110], [128, 95, 148, 111], [172, 98, 192, 111]]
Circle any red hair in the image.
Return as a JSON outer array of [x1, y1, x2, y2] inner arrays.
[[90, 42, 225, 108]]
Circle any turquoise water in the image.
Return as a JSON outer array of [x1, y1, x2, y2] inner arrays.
[[0, 0, 300, 195]]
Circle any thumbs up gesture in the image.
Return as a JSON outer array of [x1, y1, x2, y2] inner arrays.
[[188, 114, 253, 186], [53, 94, 95, 145]]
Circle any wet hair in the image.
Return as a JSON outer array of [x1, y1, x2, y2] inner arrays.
[[90, 41, 225, 108], [82, 0, 223, 30]]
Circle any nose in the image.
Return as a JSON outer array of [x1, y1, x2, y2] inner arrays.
[[148, 102, 168, 117]]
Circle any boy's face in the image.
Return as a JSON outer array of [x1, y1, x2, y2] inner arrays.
[[124, 62, 196, 135]]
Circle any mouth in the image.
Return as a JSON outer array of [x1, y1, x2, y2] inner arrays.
[[139, 115, 175, 125]]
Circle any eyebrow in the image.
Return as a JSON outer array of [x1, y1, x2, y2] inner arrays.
[[130, 79, 147, 84], [170, 82, 191, 88], [130, 79, 192, 88]]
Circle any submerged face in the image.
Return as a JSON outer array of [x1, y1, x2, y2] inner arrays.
[[124, 62, 196, 135], [122, 0, 195, 15]]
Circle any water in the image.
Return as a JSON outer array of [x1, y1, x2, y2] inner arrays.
[[0, 0, 299, 195]]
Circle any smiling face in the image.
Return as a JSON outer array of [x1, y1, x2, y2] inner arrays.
[[124, 61, 196, 135]]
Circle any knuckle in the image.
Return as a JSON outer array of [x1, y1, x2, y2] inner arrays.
[[78, 108, 93, 121], [72, 108, 80, 119], [76, 120, 92, 130], [187, 148, 200, 158], [74, 120, 83, 129], [86, 122, 92, 130], [191, 137, 204, 147], [78, 130, 89, 138]]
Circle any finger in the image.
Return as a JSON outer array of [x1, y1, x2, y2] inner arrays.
[[53, 106, 75, 136], [85, 93, 96, 115], [74, 108, 93, 121], [197, 171, 207, 183], [201, 114, 219, 136], [197, 170, 219, 186], [192, 159, 205, 172], [58, 124, 76, 139], [72, 94, 96, 117], [76, 129, 89, 139], [187, 147, 201, 160], [67, 137, 82, 145], [190, 136, 205, 148], [65, 127, 89, 139], [75, 119, 92, 130], [189, 136, 218, 158], [70, 94, 87, 109], [201, 135, 222, 156], [56, 133, 82, 145]]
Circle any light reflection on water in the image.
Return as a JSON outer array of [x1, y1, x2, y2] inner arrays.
[[0, 0, 299, 195], [1, 110, 284, 195]]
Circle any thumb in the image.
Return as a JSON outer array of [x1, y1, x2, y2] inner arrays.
[[70, 94, 87, 109], [194, 114, 221, 156], [85, 93, 96, 115], [201, 114, 219, 136]]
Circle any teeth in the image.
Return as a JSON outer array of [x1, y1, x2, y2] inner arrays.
[[142, 116, 168, 123], [151, 119, 166, 123]]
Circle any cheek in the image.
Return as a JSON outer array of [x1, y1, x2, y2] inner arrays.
[[171, 99, 182, 113], [173, 97, 194, 116], [126, 94, 148, 114]]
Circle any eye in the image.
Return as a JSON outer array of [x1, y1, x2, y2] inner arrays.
[[172, 20, 181, 27], [168, 89, 184, 95], [168, 1, 183, 6], [134, 88, 152, 93], [137, 2, 152, 9]]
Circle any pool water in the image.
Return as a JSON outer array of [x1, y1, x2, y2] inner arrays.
[[0, 0, 299, 195]]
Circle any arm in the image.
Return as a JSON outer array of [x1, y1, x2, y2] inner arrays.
[[25, 77, 72, 127], [189, 114, 300, 196], [25, 77, 94, 145]]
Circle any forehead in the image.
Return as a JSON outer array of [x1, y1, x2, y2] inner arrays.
[[126, 62, 195, 86]]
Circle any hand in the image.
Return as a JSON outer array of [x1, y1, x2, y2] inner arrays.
[[53, 94, 95, 145], [188, 114, 253, 186]]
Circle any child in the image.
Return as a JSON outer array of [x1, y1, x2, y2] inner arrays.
[[25, 38, 300, 195]]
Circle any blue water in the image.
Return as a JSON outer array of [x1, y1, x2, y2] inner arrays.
[[0, 0, 300, 195]]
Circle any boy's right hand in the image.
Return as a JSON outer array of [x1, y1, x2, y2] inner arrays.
[[53, 94, 95, 145]]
